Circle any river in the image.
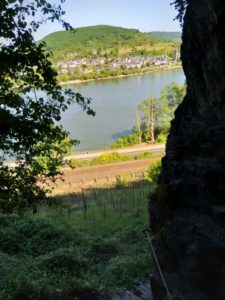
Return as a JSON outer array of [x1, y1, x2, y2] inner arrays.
[[61, 68, 185, 151]]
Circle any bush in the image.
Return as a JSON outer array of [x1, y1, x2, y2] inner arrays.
[[145, 160, 162, 183], [156, 132, 168, 143], [110, 133, 139, 149], [101, 254, 151, 289], [37, 247, 86, 276], [0, 215, 79, 256], [84, 237, 119, 264]]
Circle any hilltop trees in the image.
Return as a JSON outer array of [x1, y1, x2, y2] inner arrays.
[[0, 0, 94, 213]]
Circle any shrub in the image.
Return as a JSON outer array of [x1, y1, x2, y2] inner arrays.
[[37, 247, 86, 276], [156, 132, 168, 143], [84, 237, 119, 264], [101, 254, 151, 288], [145, 160, 162, 183], [0, 215, 79, 256], [110, 133, 139, 149]]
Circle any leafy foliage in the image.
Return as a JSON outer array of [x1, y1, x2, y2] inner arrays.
[[171, 0, 189, 24], [145, 160, 162, 183], [0, 0, 94, 213], [110, 133, 140, 149], [156, 81, 186, 133]]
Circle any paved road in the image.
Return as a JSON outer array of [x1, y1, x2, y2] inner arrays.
[[65, 144, 165, 160]]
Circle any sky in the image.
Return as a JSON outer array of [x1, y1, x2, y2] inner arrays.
[[34, 0, 180, 41]]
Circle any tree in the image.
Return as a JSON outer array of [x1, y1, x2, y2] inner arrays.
[[157, 81, 186, 133], [0, 0, 94, 213], [138, 82, 186, 143], [138, 94, 158, 143]]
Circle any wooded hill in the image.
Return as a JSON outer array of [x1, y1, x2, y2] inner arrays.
[[40, 25, 178, 61], [146, 31, 182, 41]]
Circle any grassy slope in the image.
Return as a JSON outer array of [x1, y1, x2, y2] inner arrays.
[[0, 182, 153, 300], [40, 25, 177, 61]]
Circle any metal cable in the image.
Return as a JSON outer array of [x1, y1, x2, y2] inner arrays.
[[144, 228, 172, 300]]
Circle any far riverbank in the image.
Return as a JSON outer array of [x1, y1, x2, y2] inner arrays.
[[59, 64, 182, 86]]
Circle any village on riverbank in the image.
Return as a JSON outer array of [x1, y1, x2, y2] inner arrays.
[[55, 50, 181, 81], [55, 54, 176, 74]]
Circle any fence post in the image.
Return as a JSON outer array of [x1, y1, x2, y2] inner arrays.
[[82, 188, 87, 218]]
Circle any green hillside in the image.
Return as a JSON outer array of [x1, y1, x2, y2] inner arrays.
[[42, 25, 146, 51], [40, 25, 177, 61], [146, 31, 182, 42]]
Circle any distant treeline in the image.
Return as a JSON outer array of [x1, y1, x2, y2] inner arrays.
[[146, 31, 182, 41]]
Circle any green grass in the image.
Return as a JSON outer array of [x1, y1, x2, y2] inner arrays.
[[0, 181, 153, 300]]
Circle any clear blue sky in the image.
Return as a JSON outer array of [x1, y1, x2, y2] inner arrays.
[[34, 0, 180, 40]]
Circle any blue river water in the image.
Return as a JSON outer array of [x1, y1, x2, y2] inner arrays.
[[61, 68, 185, 151]]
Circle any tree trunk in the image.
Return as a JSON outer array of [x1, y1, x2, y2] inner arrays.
[[150, 98, 155, 143], [150, 0, 225, 299], [136, 112, 142, 145], [149, 97, 155, 144]]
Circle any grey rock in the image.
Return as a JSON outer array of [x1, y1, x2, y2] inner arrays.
[[150, 0, 225, 299]]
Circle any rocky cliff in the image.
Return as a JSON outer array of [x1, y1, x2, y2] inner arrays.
[[150, 0, 225, 299]]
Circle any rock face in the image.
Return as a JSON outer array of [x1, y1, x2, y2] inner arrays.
[[150, 1, 225, 299]]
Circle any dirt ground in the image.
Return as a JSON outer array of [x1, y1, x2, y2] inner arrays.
[[51, 157, 161, 194]]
